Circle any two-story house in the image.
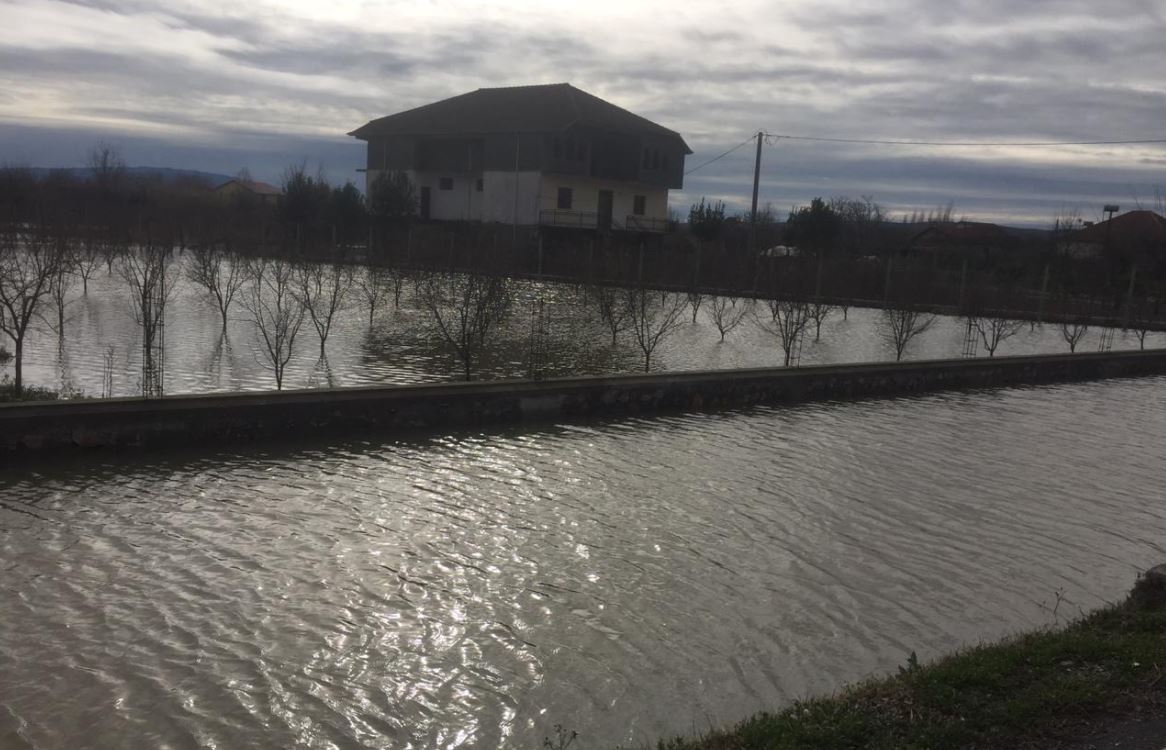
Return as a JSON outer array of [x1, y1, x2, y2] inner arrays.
[[349, 83, 690, 232]]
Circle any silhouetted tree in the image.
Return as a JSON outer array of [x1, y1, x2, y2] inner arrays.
[[880, 306, 935, 361], [709, 295, 752, 341], [785, 198, 839, 255], [415, 270, 513, 380], [688, 198, 727, 241], [627, 286, 688, 371], [242, 257, 305, 390], [756, 298, 810, 366], [294, 259, 354, 357], [0, 222, 62, 395], [368, 171, 417, 226], [187, 244, 246, 333]]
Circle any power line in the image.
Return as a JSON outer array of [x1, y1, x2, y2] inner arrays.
[[763, 132, 1166, 147], [684, 134, 757, 175]]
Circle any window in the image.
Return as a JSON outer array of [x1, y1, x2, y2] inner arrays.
[[557, 187, 573, 210], [633, 195, 646, 216], [475, 178, 483, 192], [439, 177, 453, 191]]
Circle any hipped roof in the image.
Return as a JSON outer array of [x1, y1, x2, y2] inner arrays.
[[349, 83, 692, 154]]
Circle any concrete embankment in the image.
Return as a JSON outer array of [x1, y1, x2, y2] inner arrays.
[[2, 349, 1165, 455]]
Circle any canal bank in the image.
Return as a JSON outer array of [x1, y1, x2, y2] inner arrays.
[[655, 566, 1166, 750], [3, 349, 1166, 455]]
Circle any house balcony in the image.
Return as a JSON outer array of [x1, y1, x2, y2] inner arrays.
[[540, 209, 598, 229], [624, 215, 669, 233]]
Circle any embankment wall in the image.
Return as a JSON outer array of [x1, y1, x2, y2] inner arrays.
[[2, 350, 1165, 456]]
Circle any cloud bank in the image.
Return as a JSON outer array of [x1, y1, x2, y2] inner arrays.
[[1, 0, 1163, 224]]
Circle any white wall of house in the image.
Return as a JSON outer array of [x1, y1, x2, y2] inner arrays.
[[411, 171, 483, 221], [482, 171, 541, 225], [538, 175, 668, 229]]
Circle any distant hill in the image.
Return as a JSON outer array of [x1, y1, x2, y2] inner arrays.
[[24, 166, 234, 187]]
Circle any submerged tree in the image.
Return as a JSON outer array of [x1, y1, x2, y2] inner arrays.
[[756, 298, 811, 366], [242, 257, 306, 390], [356, 265, 392, 326], [119, 241, 177, 397], [415, 270, 513, 380], [708, 295, 753, 341], [591, 284, 633, 345], [967, 314, 1024, 357], [294, 259, 354, 357], [626, 287, 688, 372], [880, 306, 936, 361], [187, 244, 247, 333], [0, 222, 62, 395], [687, 291, 704, 323], [807, 301, 835, 340]]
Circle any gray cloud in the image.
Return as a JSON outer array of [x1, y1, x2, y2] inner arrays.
[[1, 0, 1163, 225]]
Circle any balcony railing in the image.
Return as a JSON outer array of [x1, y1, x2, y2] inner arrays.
[[624, 215, 669, 233], [539, 209, 597, 229]]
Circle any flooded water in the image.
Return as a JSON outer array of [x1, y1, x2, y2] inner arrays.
[[6, 256, 1163, 398], [3, 376, 1165, 748]]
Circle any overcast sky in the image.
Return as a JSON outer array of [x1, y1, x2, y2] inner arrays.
[[1, 0, 1164, 225]]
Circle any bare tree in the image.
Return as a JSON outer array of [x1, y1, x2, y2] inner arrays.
[[356, 265, 392, 326], [756, 298, 811, 366], [294, 259, 354, 357], [1059, 317, 1090, 353], [807, 302, 835, 340], [73, 237, 103, 294], [708, 295, 752, 341], [1126, 297, 1159, 350], [186, 244, 246, 333], [626, 287, 688, 372], [880, 306, 936, 361], [415, 270, 513, 380], [687, 290, 704, 323], [119, 241, 177, 397], [49, 244, 75, 345], [591, 284, 632, 345], [242, 257, 306, 390], [0, 222, 62, 395], [967, 314, 1024, 357]]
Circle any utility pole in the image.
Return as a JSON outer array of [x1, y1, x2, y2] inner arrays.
[[750, 131, 763, 253]]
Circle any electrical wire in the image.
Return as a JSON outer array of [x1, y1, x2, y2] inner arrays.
[[683, 134, 757, 175], [763, 133, 1166, 147]]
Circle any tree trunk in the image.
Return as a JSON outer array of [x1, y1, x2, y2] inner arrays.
[[13, 337, 23, 396]]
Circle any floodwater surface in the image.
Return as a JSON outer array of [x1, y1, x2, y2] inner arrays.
[[2, 376, 1165, 748]]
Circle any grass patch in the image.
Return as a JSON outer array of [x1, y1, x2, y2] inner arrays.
[[0, 380, 62, 403], [654, 581, 1166, 749]]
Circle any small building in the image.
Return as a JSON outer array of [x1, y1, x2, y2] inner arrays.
[[215, 178, 282, 205], [908, 221, 1016, 262], [1065, 210, 1166, 270], [348, 83, 691, 232]]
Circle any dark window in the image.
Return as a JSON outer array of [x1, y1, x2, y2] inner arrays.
[[439, 177, 453, 191], [557, 187, 573, 209], [475, 178, 483, 192], [633, 195, 646, 216]]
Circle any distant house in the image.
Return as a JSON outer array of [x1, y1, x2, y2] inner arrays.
[[1064, 210, 1166, 270], [348, 83, 691, 232], [215, 178, 282, 205], [908, 221, 1016, 262]]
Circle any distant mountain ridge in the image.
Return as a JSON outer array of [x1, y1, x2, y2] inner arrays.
[[24, 166, 234, 187]]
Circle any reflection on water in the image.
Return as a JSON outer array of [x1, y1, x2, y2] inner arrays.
[[2, 377, 1165, 747], [12, 257, 1166, 397]]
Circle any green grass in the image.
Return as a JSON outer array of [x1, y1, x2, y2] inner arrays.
[[653, 582, 1166, 749]]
